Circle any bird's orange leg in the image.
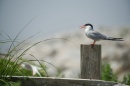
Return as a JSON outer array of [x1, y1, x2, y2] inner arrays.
[[90, 40, 96, 48]]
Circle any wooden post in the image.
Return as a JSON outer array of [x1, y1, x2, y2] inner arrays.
[[81, 44, 101, 79]]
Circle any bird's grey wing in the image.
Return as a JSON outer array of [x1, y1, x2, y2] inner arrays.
[[87, 31, 107, 40]]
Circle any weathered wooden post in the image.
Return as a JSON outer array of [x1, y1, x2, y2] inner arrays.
[[81, 44, 101, 79]]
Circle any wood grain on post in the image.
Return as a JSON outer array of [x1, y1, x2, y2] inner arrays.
[[81, 44, 101, 79]]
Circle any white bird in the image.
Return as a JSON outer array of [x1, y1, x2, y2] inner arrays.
[[80, 23, 123, 47]]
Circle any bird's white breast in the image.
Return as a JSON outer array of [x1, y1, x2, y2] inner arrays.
[[85, 26, 93, 37]]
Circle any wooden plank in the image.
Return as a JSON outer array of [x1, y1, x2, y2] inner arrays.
[[81, 44, 101, 79], [10, 76, 119, 86]]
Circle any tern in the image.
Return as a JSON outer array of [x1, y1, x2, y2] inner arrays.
[[80, 23, 123, 47]]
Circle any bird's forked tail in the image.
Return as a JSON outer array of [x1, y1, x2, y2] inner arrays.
[[106, 37, 124, 41]]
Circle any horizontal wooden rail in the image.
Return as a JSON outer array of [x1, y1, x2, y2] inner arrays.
[[10, 76, 120, 86]]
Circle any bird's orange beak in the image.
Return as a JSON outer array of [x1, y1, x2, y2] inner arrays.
[[80, 25, 86, 29]]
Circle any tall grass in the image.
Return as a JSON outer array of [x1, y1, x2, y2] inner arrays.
[[0, 33, 75, 85], [0, 16, 58, 85]]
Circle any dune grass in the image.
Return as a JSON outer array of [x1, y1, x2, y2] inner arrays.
[[0, 23, 74, 86], [0, 16, 59, 85], [0, 33, 75, 86]]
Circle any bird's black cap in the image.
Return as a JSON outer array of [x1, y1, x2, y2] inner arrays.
[[84, 23, 93, 28]]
